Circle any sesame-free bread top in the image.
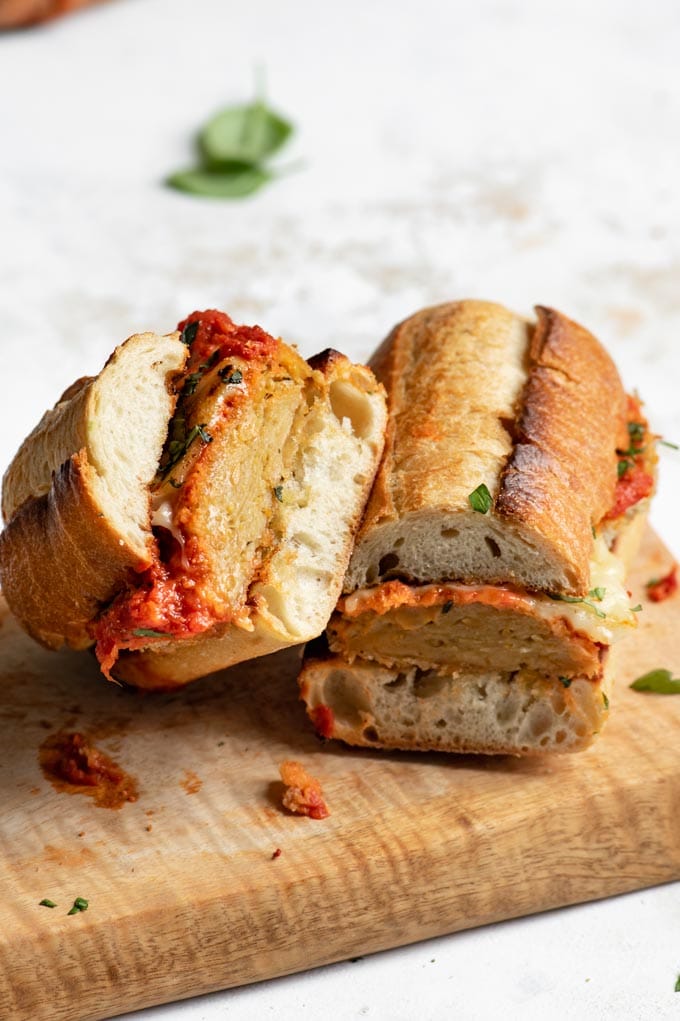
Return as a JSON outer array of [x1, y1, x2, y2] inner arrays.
[[344, 301, 628, 597], [0, 332, 187, 649]]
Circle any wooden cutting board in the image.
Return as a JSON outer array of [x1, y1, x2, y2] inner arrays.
[[2, 527, 680, 1021]]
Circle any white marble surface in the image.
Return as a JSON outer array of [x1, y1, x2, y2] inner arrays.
[[2, 0, 680, 1017]]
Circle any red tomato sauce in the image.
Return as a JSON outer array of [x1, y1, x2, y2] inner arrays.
[[311, 704, 335, 739], [178, 309, 279, 371], [647, 565, 678, 603]]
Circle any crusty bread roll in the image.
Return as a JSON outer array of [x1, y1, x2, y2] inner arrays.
[[0, 311, 387, 688], [344, 302, 629, 596], [299, 643, 612, 756], [299, 300, 655, 755]]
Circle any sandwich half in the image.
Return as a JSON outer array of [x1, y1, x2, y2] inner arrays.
[[0, 310, 387, 688], [299, 301, 655, 754]]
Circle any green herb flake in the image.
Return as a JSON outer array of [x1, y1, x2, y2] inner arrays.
[[627, 421, 645, 443], [132, 628, 172, 639], [559, 677, 572, 688], [441, 601, 454, 614], [675, 974, 680, 993], [631, 604, 642, 613], [630, 669, 680, 694], [182, 371, 203, 396], [588, 587, 606, 601], [39, 899, 57, 908], [200, 100, 293, 167], [180, 321, 199, 347], [547, 593, 606, 619], [660, 439, 680, 450], [219, 365, 243, 386], [617, 459, 633, 479], [167, 166, 272, 200], [468, 483, 492, 514], [591, 525, 597, 539], [273, 485, 284, 503], [67, 897, 89, 916], [602, 692, 610, 710]]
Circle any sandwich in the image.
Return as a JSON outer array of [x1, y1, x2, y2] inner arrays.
[[299, 301, 656, 754], [0, 309, 387, 689]]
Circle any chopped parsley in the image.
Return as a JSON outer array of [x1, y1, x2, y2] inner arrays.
[[468, 483, 492, 514], [441, 601, 454, 614], [675, 974, 680, 993], [630, 669, 680, 694], [219, 365, 243, 386], [627, 421, 645, 443], [588, 587, 606, 601], [602, 692, 610, 710], [67, 897, 89, 916], [660, 439, 679, 450], [547, 593, 606, 619], [39, 899, 57, 908], [182, 371, 203, 396], [617, 458, 634, 478], [273, 485, 284, 502], [559, 677, 572, 688], [631, 604, 642, 613], [132, 628, 172, 638], [158, 420, 213, 479]]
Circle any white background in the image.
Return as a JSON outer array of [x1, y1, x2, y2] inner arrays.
[[1, 1, 680, 1018]]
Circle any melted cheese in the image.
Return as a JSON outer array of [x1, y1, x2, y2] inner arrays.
[[344, 537, 636, 645]]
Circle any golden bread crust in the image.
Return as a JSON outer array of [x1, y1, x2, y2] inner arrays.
[[0, 451, 152, 650], [496, 306, 628, 593]]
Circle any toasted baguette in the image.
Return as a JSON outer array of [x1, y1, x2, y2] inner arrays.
[[0, 332, 187, 649], [299, 300, 653, 756], [344, 302, 628, 597], [114, 349, 387, 688], [0, 312, 387, 688], [299, 644, 611, 756]]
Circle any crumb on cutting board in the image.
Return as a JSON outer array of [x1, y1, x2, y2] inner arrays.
[[279, 760, 330, 819]]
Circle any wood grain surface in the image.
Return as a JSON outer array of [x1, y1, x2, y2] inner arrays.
[[1, 527, 680, 1021]]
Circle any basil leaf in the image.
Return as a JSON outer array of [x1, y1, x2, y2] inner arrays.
[[200, 101, 293, 166], [132, 628, 172, 639], [468, 483, 492, 514], [167, 166, 271, 199], [180, 321, 198, 346], [630, 669, 680, 694]]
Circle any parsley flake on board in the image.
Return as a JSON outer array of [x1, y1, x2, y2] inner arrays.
[[468, 483, 492, 514], [67, 897, 89, 916], [630, 669, 680, 694]]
